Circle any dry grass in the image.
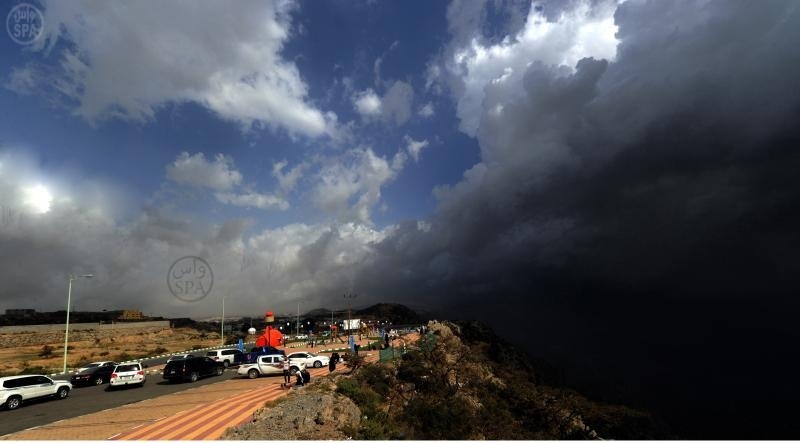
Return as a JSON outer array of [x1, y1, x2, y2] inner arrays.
[[0, 327, 223, 375]]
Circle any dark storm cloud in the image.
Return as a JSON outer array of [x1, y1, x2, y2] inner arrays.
[[374, 0, 800, 302], [346, 0, 800, 436]]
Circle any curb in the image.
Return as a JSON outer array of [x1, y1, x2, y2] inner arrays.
[[50, 342, 258, 375]]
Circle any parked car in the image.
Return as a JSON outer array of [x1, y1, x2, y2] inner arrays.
[[166, 354, 195, 363], [70, 363, 116, 386], [163, 356, 224, 383], [1, 375, 71, 410], [287, 351, 330, 369], [76, 361, 117, 373], [237, 354, 305, 379], [205, 348, 244, 367], [108, 363, 145, 389], [294, 334, 309, 340]]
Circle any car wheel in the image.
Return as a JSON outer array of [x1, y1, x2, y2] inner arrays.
[[94, 377, 104, 386], [190, 372, 199, 382], [248, 369, 259, 379], [6, 396, 22, 410], [223, 360, 230, 368], [139, 380, 145, 387], [289, 366, 298, 375], [216, 367, 224, 376], [313, 361, 322, 368], [57, 387, 70, 399]]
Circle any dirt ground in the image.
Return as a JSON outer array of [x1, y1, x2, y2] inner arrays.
[[0, 327, 222, 375]]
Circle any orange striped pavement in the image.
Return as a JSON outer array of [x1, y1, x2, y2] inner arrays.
[[111, 352, 379, 440]]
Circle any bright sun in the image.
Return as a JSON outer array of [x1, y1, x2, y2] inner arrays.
[[22, 184, 53, 214]]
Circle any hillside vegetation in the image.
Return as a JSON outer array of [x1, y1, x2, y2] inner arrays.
[[335, 320, 669, 439]]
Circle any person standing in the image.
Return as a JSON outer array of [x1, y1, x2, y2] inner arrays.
[[282, 357, 291, 388], [328, 355, 336, 373]]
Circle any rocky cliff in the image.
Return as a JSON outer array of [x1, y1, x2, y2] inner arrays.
[[224, 320, 669, 439]]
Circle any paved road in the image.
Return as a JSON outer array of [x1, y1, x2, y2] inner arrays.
[[0, 369, 238, 437]]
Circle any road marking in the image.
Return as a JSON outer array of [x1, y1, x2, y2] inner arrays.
[[114, 386, 277, 440]]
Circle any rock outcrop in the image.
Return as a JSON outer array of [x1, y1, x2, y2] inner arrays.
[[222, 389, 361, 440]]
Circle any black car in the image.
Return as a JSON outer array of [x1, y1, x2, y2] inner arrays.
[[162, 356, 224, 383], [70, 363, 117, 386]]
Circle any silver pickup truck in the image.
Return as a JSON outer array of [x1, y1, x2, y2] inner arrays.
[[237, 354, 306, 379]]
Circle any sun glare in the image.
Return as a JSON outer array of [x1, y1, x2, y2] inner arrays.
[[23, 184, 53, 214]]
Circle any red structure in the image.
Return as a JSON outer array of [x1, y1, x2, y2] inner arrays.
[[254, 311, 284, 348]]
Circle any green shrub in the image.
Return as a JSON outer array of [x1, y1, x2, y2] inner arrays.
[[342, 352, 365, 373], [38, 344, 54, 358], [402, 395, 475, 440], [335, 378, 382, 417]]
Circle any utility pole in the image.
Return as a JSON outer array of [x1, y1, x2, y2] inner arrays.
[[343, 293, 357, 340], [64, 274, 93, 374], [296, 302, 300, 336]]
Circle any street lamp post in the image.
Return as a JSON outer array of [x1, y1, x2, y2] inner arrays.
[[220, 295, 226, 346], [296, 302, 301, 336], [64, 274, 94, 374], [343, 293, 357, 346]]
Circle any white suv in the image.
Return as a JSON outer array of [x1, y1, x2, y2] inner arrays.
[[205, 348, 243, 367], [1, 375, 72, 410], [108, 363, 145, 389]]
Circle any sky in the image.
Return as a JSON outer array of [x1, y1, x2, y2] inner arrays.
[[2, 0, 800, 437]]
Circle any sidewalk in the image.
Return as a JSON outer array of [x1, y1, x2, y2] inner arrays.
[[1, 342, 377, 441]]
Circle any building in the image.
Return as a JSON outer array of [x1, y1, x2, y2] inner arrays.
[[118, 310, 145, 321]]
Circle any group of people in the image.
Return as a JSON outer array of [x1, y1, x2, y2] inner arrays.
[[282, 361, 311, 388], [280, 352, 344, 388]]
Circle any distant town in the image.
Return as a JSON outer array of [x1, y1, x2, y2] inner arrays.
[[1, 303, 423, 336]]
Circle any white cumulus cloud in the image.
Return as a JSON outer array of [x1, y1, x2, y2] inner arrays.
[[352, 89, 383, 116], [404, 136, 430, 162], [352, 81, 414, 126], [447, 0, 619, 136], [214, 191, 289, 211], [418, 102, 435, 117], [312, 147, 404, 224], [166, 152, 242, 191], [12, 0, 334, 137]]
